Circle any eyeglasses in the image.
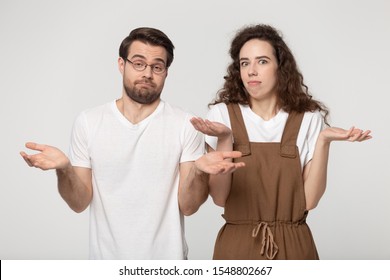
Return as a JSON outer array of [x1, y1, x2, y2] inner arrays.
[[124, 58, 167, 74]]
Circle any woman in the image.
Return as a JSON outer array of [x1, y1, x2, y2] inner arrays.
[[191, 24, 371, 259]]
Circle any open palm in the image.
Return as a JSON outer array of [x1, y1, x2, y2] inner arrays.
[[321, 127, 372, 143], [20, 142, 70, 170], [190, 117, 231, 138]]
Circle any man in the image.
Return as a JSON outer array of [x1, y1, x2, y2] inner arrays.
[[20, 27, 243, 259]]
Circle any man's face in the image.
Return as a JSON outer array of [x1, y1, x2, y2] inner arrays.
[[119, 41, 168, 104]]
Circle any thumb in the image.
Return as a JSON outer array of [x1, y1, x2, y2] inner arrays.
[[25, 142, 46, 152]]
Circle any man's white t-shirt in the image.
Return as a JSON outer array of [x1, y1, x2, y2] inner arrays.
[[69, 100, 204, 259], [205, 103, 324, 169]]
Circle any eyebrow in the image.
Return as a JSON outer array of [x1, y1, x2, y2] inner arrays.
[[130, 54, 166, 64], [239, 55, 271, 61]]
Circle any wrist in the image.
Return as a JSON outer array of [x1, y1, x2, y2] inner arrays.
[[317, 133, 332, 148], [194, 160, 210, 178], [217, 134, 233, 149], [56, 161, 72, 174]]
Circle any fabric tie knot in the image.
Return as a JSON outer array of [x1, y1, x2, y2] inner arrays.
[[252, 222, 279, 260]]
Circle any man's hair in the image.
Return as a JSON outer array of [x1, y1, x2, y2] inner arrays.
[[119, 27, 175, 67]]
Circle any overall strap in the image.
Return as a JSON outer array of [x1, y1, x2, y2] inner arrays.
[[280, 111, 304, 158], [227, 103, 251, 156]]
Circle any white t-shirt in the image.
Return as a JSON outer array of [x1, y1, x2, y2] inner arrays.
[[69, 100, 204, 259], [205, 103, 324, 169]]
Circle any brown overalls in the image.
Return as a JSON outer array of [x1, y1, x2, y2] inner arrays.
[[213, 104, 319, 260]]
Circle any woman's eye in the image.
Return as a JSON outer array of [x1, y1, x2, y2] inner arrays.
[[259, 59, 268, 65]]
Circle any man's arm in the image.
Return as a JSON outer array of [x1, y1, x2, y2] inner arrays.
[[20, 142, 93, 213], [56, 165, 92, 213], [190, 117, 236, 207], [178, 161, 209, 216], [178, 151, 244, 216]]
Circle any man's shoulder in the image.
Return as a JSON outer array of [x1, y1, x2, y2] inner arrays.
[[161, 101, 193, 119], [73, 101, 114, 127], [81, 101, 113, 116]]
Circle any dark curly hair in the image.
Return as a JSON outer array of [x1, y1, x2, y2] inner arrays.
[[211, 24, 329, 125]]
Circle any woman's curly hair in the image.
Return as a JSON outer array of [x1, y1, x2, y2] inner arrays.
[[211, 24, 329, 125]]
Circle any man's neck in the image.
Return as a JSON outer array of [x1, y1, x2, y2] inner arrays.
[[116, 96, 161, 124]]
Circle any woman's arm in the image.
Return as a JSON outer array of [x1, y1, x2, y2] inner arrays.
[[190, 118, 244, 207], [303, 127, 372, 210]]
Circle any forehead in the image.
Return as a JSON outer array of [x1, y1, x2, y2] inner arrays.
[[239, 39, 275, 58], [128, 40, 167, 62]]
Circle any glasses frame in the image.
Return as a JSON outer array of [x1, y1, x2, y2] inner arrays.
[[124, 58, 167, 74]]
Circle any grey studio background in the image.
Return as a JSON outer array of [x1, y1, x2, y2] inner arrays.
[[1, 0, 389, 260]]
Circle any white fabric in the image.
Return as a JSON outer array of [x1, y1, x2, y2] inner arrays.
[[69, 100, 204, 259], [205, 103, 324, 169]]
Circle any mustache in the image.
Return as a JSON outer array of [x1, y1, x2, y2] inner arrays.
[[135, 78, 155, 86]]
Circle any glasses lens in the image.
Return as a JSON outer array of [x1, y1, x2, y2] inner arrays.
[[152, 64, 165, 74], [132, 61, 146, 71], [126, 59, 166, 74]]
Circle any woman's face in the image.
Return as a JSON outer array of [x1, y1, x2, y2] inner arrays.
[[239, 39, 278, 102]]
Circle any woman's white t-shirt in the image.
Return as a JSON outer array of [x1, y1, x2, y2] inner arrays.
[[205, 103, 324, 169]]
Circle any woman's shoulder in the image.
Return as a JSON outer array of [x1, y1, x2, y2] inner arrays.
[[209, 102, 228, 110], [208, 102, 229, 116], [206, 103, 231, 125], [303, 110, 323, 122], [301, 110, 325, 131]]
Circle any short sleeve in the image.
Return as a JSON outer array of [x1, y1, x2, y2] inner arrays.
[[180, 114, 205, 163], [68, 112, 91, 168], [303, 111, 325, 166], [205, 103, 231, 151]]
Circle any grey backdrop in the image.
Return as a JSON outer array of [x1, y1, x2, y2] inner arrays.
[[1, 0, 389, 259]]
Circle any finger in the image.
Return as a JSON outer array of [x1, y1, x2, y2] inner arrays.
[[191, 121, 201, 131], [344, 126, 355, 138], [190, 117, 201, 128], [25, 156, 49, 171], [190, 117, 203, 124], [190, 117, 199, 122], [221, 151, 243, 159], [205, 123, 219, 134], [214, 162, 237, 174], [191, 119, 207, 133], [210, 165, 227, 175], [25, 142, 46, 152], [20, 151, 33, 167], [192, 118, 208, 130], [362, 130, 371, 137], [219, 162, 246, 174], [357, 130, 373, 142], [204, 119, 216, 128], [348, 129, 363, 141], [357, 136, 371, 142]]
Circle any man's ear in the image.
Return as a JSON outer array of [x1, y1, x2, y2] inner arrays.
[[118, 57, 125, 75]]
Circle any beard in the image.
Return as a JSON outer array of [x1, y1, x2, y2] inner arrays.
[[123, 78, 162, 105]]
